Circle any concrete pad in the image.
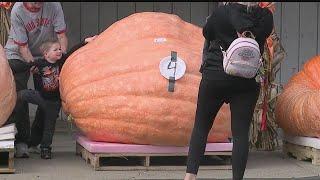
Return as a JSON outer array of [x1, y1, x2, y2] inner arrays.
[[1, 128, 320, 180]]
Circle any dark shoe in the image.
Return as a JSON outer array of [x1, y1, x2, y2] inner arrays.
[[29, 145, 41, 154], [15, 143, 30, 158], [40, 147, 52, 159]]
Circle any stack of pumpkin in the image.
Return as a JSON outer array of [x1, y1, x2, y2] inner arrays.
[[0, 45, 16, 127], [60, 12, 232, 146]]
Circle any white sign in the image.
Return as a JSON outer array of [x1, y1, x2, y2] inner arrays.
[[159, 56, 186, 80]]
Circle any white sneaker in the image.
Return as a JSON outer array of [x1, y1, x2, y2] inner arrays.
[[29, 145, 41, 154], [15, 143, 30, 158]]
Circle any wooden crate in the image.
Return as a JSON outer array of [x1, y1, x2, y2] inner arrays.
[[76, 143, 231, 171], [75, 135, 232, 171], [283, 141, 320, 165], [0, 148, 15, 173]]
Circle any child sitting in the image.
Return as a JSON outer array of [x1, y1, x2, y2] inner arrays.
[[17, 35, 97, 159]]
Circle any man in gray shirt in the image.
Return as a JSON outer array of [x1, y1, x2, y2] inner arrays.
[[4, 2, 68, 158]]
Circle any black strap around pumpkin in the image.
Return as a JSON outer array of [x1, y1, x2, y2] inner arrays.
[[168, 51, 177, 92]]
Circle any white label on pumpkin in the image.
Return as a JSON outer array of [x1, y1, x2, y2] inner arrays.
[[159, 56, 186, 80], [154, 38, 167, 43]]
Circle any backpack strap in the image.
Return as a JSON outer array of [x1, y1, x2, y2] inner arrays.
[[238, 31, 256, 39], [220, 46, 227, 59]]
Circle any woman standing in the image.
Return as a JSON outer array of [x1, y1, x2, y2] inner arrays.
[[185, 2, 273, 180]]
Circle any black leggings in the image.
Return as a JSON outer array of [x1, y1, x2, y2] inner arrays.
[[186, 71, 260, 180]]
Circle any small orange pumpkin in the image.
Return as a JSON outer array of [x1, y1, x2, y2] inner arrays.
[[60, 12, 231, 146], [0, 45, 16, 127], [275, 55, 320, 138]]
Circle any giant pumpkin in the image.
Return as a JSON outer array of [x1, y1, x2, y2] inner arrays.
[[275, 55, 320, 138], [60, 12, 231, 146], [0, 44, 16, 127]]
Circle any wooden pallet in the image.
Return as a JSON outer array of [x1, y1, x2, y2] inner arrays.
[[283, 141, 320, 165], [0, 148, 15, 173], [76, 143, 232, 171]]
